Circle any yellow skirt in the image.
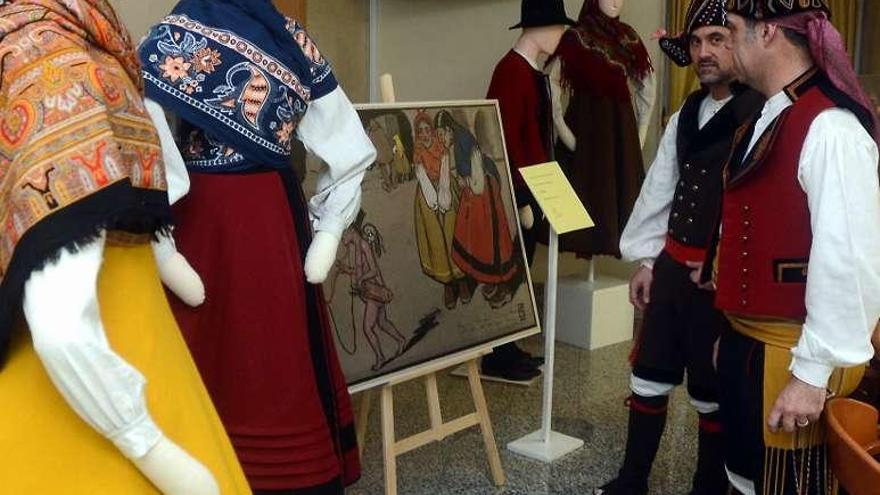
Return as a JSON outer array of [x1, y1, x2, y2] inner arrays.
[[414, 189, 463, 284], [0, 241, 251, 494]]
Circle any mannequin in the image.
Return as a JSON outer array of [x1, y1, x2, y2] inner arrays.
[[483, 0, 575, 381], [0, 1, 250, 493], [549, 0, 656, 259], [139, 1, 375, 492]]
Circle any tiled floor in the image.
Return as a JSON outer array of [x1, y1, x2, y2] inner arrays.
[[347, 336, 700, 494]]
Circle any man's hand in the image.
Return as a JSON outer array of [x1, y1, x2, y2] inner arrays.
[[767, 377, 827, 433], [519, 205, 534, 230], [685, 261, 716, 290], [629, 265, 653, 311]]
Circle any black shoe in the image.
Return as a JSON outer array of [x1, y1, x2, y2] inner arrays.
[[481, 361, 541, 382], [594, 477, 648, 495]]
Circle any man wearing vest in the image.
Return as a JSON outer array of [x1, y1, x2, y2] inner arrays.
[[600, 1, 764, 493], [709, 1, 880, 493]]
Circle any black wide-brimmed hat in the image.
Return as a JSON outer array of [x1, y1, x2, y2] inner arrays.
[[509, 0, 577, 30]]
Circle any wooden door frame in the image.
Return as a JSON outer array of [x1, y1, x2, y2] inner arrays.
[[273, 0, 307, 25]]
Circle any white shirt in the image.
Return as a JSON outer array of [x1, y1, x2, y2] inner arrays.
[[743, 91, 880, 388], [619, 94, 734, 267], [297, 87, 376, 239]]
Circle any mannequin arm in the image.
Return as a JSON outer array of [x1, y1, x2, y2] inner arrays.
[[151, 231, 205, 307], [548, 58, 576, 152], [632, 71, 657, 150], [304, 231, 340, 284], [144, 98, 189, 205], [519, 205, 535, 229]]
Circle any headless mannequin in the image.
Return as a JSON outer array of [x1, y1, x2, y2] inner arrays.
[[512, 24, 567, 230], [18, 102, 223, 495], [548, 0, 656, 276]]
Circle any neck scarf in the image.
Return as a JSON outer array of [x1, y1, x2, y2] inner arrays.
[[139, 0, 337, 172], [553, 0, 653, 100], [0, 0, 171, 364], [774, 11, 878, 144]]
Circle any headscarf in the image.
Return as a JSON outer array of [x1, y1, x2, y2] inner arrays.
[[138, 0, 337, 171], [0, 0, 171, 364], [660, 0, 728, 67], [553, 0, 653, 101], [773, 11, 879, 144]]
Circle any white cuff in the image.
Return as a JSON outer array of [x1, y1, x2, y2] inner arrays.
[[314, 215, 345, 240], [640, 258, 656, 270], [789, 355, 835, 389], [109, 412, 163, 459]]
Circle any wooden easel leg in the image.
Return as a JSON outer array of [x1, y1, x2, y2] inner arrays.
[[381, 385, 398, 495], [466, 359, 506, 486], [425, 372, 443, 429], [356, 390, 374, 458]]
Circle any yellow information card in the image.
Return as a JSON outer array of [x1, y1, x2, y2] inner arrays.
[[519, 161, 593, 235]]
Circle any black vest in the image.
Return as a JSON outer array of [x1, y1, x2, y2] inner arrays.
[[667, 85, 764, 248]]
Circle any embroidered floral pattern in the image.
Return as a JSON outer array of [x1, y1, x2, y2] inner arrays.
[[159, 55, 191, 82], [192, 47, 221, 74]]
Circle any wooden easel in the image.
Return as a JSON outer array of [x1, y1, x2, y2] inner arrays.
[[355, 349, 505, 495], [353, 74, 506, 495]]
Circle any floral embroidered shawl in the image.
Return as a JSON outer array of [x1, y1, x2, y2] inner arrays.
[[138, 0, 337, 172], [0, 0, 172, 364]]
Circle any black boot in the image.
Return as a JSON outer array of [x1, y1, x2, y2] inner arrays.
[[690, 411, 729, 495], [595, 395, 669, 495]]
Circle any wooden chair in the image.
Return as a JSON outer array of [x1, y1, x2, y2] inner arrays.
[[826, 398, 880, 494]]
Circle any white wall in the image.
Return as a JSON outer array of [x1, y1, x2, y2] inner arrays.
[[110, 0, 176, 40]]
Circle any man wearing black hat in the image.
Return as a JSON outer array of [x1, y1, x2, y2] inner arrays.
[[598, 1, 764, 493], [482, 0, 575, 381], [704, 1, 880, 493]]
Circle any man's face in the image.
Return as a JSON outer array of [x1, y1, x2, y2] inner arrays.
[[725, 13, 761, 87], [689, 26, 736, 86]]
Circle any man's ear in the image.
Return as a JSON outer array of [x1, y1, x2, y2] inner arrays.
[[763, 22, 780, 47]]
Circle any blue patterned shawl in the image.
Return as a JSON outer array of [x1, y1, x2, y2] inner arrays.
[[138, 0, 336, 172]]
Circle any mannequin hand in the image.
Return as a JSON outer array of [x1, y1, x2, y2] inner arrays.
[[133, 436, 219, 495], [152, 234, 205, 307], [519, 206, 534, 230], [304, 231, 340, 284], [650, 28, 668, 40]]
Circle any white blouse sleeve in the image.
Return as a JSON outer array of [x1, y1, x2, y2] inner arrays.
[[144, 98, 189, 205], [296, 87, 376, 238], [791, 108, 880, 388], [619, 111, 681, 268]]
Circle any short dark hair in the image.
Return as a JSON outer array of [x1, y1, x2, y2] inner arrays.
[[780, 26, 809, 51]]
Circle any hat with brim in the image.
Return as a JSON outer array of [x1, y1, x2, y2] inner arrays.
[[509, 0, 577, 30], [660, 0, 727, 67]]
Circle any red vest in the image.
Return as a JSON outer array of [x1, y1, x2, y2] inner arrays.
[[715, 82, 835, 321]]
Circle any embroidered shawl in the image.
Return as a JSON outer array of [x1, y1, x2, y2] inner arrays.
[[138, 0, 337, 172], [0, 0, 172, 364], [553, 0, 653, 101]]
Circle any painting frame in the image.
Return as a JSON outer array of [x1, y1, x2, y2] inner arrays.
[[308, 99, 543, 393]]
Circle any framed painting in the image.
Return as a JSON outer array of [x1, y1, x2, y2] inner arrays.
[[304, 100, 541, 391]]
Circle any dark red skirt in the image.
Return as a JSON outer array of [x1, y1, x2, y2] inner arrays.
[[168, 169, 358, 492]]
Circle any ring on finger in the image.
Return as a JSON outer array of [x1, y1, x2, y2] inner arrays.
[[796, 417, 810, 428]]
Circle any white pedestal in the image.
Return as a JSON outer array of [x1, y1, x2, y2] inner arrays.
[[556, 276, 634, 350], [507, 430, 585, 463]]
